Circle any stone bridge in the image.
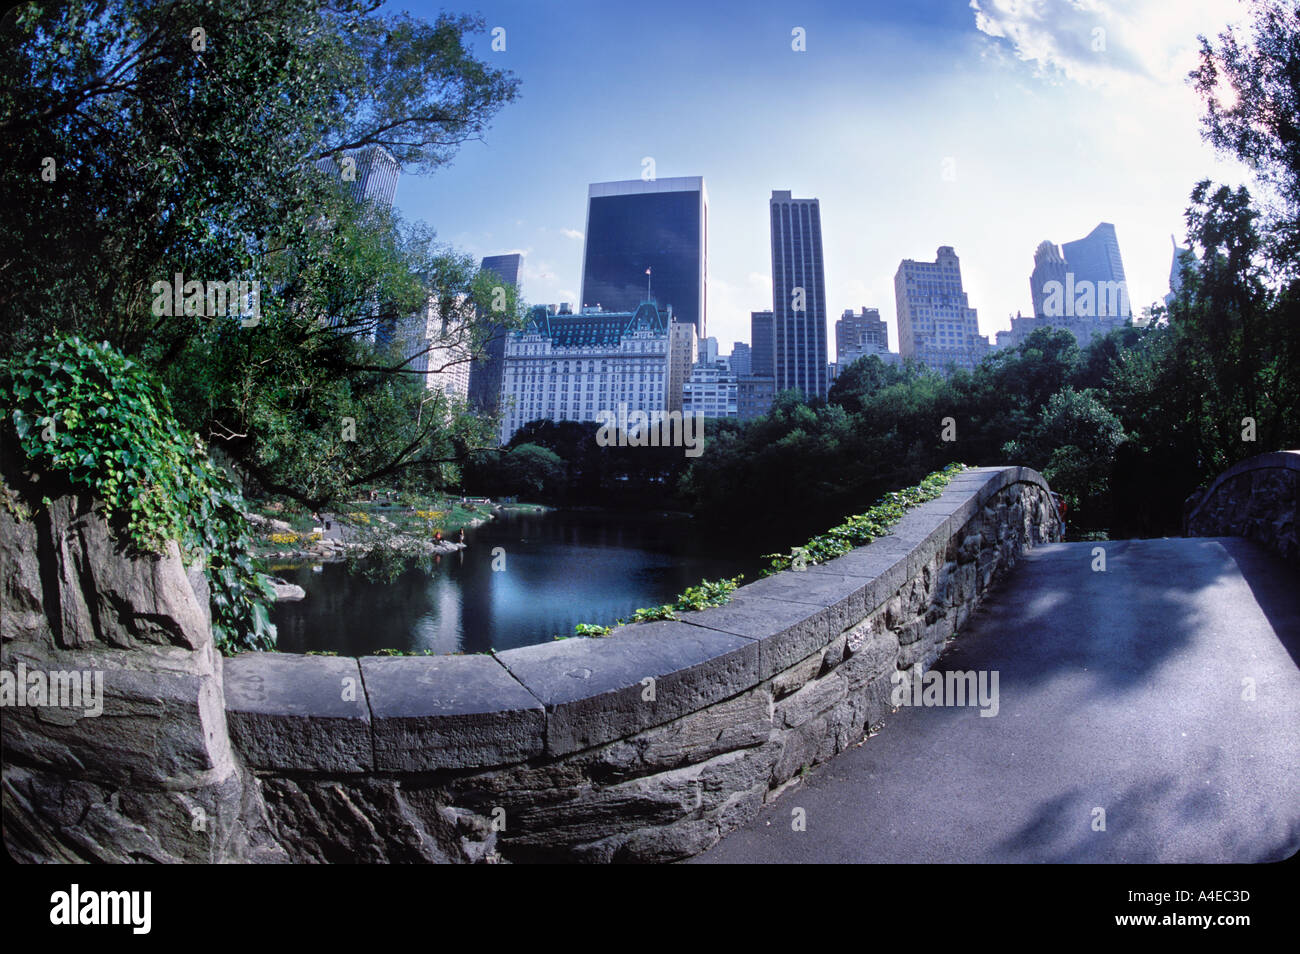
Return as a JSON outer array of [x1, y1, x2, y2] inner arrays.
[[2, 452, 1296, 863]]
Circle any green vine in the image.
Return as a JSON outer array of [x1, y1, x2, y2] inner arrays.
[[761, 463, 966, 574], [574, 574, 745, 635], [0, 335, 276, 653]]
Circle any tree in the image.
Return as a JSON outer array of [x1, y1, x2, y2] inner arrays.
[[1004, 388, 1125, 525], [1193, 0, 1300, 267], [496, 444, 564, 499], [827, 355, 918, 414], [0, 0, 522, 509]]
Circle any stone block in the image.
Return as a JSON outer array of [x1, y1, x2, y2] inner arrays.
[[362, 655, 545, 770], [224, 653, 372, 772], [496, 620, 758, 757]]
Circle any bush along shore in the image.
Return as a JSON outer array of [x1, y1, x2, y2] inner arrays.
[[245, 493, 497, 564]]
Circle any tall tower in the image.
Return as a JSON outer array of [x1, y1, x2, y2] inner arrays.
[[315, 145, 401, 210], [750, 310, 775, 377], [1029, 241, 1068, 318], [769, 191, 828, 399], [580, 177, 708, 337], [1060, 222, 1130, 319], [894, 246, 989, 376], [467, 252, 524, 416]]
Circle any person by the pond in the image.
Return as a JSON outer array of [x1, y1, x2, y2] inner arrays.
[[458, 529, 465, 545], [435, 530, 442, 544]]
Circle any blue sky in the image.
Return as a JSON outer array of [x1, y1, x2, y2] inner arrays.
[[393, 0, 1250, 357]]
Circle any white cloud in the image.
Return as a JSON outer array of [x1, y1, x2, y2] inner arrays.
[[560, 228, 584, 240], [969, 0, 1246, 92]]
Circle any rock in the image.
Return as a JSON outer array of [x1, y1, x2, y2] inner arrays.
[[269, 578, 306, 601], [1, 458, 282, 863]]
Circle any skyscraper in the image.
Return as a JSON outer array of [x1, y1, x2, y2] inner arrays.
[[894, 246, 989, 376], [314, 145, 401, 210], [699, 336, 719, 365], [1061, 222, 1128, 318], [1029, 241, 1069, 319], [750, 310, 775, 378], [580, 177, 708, 336], [769, 191, 829, 399], [1000, 223, 1131, 350], [467, 252, 524, 416], [729, 342, 752, 377]]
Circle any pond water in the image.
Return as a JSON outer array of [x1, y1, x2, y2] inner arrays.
[[270, 508, 768, 656]]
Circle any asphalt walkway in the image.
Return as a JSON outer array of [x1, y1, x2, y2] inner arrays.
[[692, 538, 1300, 863]]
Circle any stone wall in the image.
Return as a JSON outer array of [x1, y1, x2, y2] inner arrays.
[[4, 464, 1062, 863], [1185, 450, 1299, 561], [0, 456, 285, 862]]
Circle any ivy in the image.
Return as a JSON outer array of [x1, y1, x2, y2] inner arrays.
[[761, 463, 966, 574], [574, 574, 745, 635], [1, 335, 276, 653]]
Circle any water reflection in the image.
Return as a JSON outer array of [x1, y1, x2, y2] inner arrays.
[[271, 509, 765, 656]]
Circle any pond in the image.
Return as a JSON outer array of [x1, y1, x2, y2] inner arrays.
[[270, 508, 769, 656]]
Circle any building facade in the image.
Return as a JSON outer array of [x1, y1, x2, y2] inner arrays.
[[667, 319, 699, 413], [580, 177, 708, 337], [404, 295, 472, 401], [682, 361, 738, 419], [699, 336, 719, 366], [1060, 222, 1129, 315], [729, 342, 752, 377], [737, 375, 775, 421], [498, 301, 672, 445], [1029, 241, 1069, 319], [314, 145, 401, 210], [770, 191, 829, 399], [894, 245, 990, 376], [466, 252, 524, 417], [750, 310, 775, 378], [835, 307, 889, 359]]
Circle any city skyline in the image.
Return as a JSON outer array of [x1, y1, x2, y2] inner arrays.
[[395, 0, 1252, 363]]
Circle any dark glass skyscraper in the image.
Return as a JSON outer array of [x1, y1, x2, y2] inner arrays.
[[580, 177, 707, 337], [769, 191, 828, 399], [467, 253, 524, 416], [750, 310, 774, 377]]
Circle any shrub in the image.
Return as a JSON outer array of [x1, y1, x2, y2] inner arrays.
[[1, 335, 276, 653]]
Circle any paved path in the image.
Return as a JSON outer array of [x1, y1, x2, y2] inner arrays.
[[692, 538, 1300, 863]]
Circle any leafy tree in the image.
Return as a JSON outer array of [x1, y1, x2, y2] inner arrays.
[[827, 355, 920, 414], [1193, 0, 1300, 267], [0, 0, 523, 509], [496, 443, 565, 499], [1004, 387, 1125, 524]]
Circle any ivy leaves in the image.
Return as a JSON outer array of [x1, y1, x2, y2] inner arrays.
[[1, 335, 276, 653]]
